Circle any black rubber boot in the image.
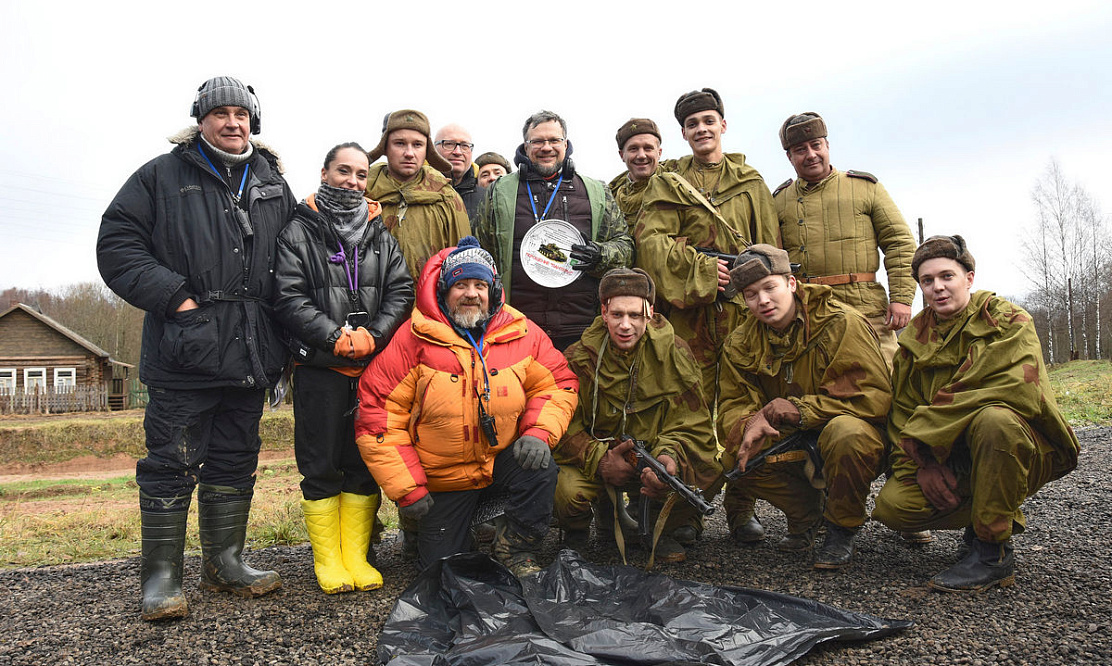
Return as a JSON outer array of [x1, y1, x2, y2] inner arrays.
[[731, 516, 767, 545], [776, 522, 818, 552], [197, 484, 282, 598], [140, 509, 189, 621], [929, 538, 1015, 592], [814, 522, 858, 570]]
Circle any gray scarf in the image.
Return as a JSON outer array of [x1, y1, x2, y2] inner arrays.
[[199, 134, 254, 166], [316, 182, 369, 249]]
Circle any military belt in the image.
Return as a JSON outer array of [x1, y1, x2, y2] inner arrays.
[[804, 272, 876, 286]]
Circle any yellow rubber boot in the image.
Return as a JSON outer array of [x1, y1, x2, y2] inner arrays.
[[301, 496, 355, 594], [339, 492, 385, 591]]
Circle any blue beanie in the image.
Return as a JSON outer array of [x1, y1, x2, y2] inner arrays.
[[441, 236, 496, 290]]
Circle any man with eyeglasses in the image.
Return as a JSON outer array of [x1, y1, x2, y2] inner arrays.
[[554, 269, 719, 563], [475, 110, 633, 350], [434, 123, 485, 221]]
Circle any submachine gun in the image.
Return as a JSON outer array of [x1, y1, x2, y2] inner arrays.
[[623, 437, 715, 549], [723, 430, 824, 486]]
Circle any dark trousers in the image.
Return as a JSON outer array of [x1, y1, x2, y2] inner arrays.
[[417, 445, 557, 570], [292, 365, 377, 500], [139, 386, 266, 510]]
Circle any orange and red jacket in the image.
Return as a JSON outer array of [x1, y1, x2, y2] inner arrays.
[[354, 246, 579, 506]]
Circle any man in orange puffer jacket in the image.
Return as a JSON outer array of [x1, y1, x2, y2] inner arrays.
[[355, 236, 578, 575]]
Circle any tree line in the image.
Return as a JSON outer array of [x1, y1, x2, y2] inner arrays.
[[1020, 159, 1109, 363]]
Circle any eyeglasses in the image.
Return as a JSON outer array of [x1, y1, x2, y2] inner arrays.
[[435, 140, 473, 152], [526, 137, 566, 148]]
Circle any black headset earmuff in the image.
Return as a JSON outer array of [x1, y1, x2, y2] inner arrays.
[[189, 81, 261, 135]]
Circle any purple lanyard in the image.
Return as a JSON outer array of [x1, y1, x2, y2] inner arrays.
[[328, 243, 360, 295]]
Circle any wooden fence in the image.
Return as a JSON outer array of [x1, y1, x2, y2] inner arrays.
[[0, 385, 110, 415]]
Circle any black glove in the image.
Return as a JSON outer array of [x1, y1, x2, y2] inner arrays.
[[398, 494, 434, 522], [569, 241, 602, 271]]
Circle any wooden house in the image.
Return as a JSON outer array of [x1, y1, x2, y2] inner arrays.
[[0, 303, 136, 413]]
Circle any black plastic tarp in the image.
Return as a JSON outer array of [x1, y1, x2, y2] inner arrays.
[[377, 550, 911, 666]]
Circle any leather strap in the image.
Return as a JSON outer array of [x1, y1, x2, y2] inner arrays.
[[803, 272, 876, 286]]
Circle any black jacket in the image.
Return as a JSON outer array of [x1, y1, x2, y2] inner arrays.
[[273, 201, 414, 368], [97, 129, 296, 390], [452, 165, 487, 222]]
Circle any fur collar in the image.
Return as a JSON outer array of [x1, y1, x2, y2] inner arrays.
[[167, 126, 285, 174]]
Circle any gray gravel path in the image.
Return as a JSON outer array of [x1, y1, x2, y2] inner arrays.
[[1, 427, 1109, 666]]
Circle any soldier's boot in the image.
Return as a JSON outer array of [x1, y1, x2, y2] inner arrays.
[[813, 521, 859, 570], [929, 538, 1015, 593], [730, 516, 767, 545], [140, 507, 189, 621], [301, 496, 355, 594], [654, 535, 687, 563], [339, 492, 384, 591], [899, 529, 934, 544], [671, 525, 700, 546], [776, 521, 819, 553], [492, 518, 543, 577], [562, 528, 591, 553], [198, 484, 282, 598]]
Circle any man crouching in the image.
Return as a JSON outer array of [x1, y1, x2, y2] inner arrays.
[[355, 236, 578, 576]]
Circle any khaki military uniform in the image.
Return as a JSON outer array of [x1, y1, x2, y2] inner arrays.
[[773, 168, 916, 368], [873, 291, 1079, 542], [718, 284, 890, 534], [634, 154, 779, 395], [554, 314, 719, 533], [608, 166, 663, 224], [365, 163, 472, 281]]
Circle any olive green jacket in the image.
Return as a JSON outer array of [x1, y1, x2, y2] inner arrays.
[[889, 290, 1079, 475], [608, 166, 663, 224], [774, 168, 916, 317], [717, 284, 892, 468], [556, 313, 720, 489], [365, 163, 471, 282]]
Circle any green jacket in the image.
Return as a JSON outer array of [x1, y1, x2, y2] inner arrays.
[[633, 154, 777, 370], [557, 313, 720, 489], [718, 283, 892, 469], [473, 170, 633, 300], [365, 163, 471, 282], [608, 166, 662, 224], [889, 290, 1079, 475], [774, 168, 916, 317]]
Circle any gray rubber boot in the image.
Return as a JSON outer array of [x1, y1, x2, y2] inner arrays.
[[140, 508, 189, 621], [197, 484, 282, 598]]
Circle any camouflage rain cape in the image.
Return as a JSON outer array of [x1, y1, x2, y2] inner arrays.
[[376, 550, 910, 666]]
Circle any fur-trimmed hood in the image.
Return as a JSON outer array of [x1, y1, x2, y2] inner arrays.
[[167, 126, 285, 174]]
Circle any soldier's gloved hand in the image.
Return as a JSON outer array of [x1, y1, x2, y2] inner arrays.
[[598, 438, 638, 486], [760, 398, 802, 428], [640, 454, 677, 500], [916, 460, 960, 511], [569, 241, 602, 271], [736, 412, 779, 474], [513, 435, 551, 470], [398, 494, 433, 522]]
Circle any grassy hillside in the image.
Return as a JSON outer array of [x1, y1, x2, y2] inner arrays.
[[1047, 359, 1112, 427]]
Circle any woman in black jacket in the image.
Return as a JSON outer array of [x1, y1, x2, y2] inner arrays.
[[273, 143, 414, 593]]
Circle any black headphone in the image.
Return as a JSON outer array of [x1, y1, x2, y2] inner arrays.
[[190, 80, 262, 135], [439, 269, 504, 312]]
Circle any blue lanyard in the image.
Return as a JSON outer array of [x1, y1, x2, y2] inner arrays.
[[465, 330, 491, 399], [197, 143, 250, 202], [525, 173, 564, 223]]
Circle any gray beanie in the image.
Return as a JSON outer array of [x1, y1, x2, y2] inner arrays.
[[191, 76, 258, 132]]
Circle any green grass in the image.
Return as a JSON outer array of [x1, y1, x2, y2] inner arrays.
[[1048, 359, 1112, 426]]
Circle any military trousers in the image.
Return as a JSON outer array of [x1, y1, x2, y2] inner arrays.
[[872, 406, 1063, 542], [554, 464, 694, 535], [724, 415, 885, 533], [864, 313, 899, 373]]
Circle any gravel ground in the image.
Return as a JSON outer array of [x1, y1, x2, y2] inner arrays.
[[1, 427, 1109, 666]]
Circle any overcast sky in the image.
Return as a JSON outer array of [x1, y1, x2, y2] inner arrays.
[[2, 0, 1110, 307]]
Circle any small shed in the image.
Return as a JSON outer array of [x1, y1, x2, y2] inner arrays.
[[0, 303, 133, 413]]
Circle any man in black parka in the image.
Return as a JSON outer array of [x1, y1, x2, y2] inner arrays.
[[97, 76, 295, 621]]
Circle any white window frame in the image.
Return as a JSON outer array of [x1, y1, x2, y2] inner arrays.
[[54, 367, 77, 392], [24, 367, 46, 394], [0, 368, 14, 394]]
